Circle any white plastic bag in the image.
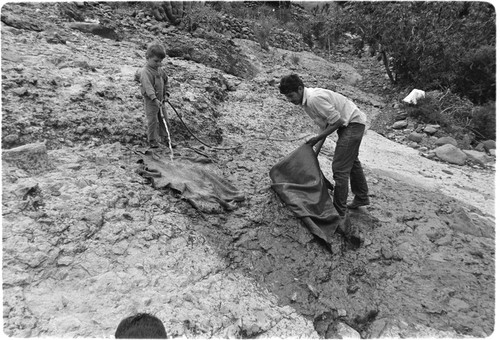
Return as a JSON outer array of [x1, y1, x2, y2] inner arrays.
[[403, 89, 425, 104]]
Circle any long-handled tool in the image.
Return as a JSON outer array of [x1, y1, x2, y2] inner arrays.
[[159, 104, 174, 161]]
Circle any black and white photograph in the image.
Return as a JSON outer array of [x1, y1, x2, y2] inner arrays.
[[1, 1, 496, 338]]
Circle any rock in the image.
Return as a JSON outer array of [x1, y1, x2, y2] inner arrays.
[[59, 2, 85, 21], [45, 29, 67, 44], [68, 22, 120, 41], [434, 234, 452, 246], [435, 136, 458, 147], [3, 134, 20, 144], [408, 132, 424, 143], [345, 73, 362, 86], [2, 142, 51, 174], [366, 318, 388, 338], [463, 150, 488, 166], [433, 144, 467, 165], [392, 120, 408, 130], [423, 125, 439, 135], [444, 207, 494, 238], [458, 133, 473, 149], [2, 271, 30, 287], [12, 87, 29, 96], [336, 322, 361, 338], [369, 318, 459, 338], [48, 315, 82, 333], [394, 113, 408, 121], [13, 179, 40, 199], [448, 298, 470, 311], [474, 143, 485, 152], [482, 139, 496, 151], [57, 256, 74, 266], [1, 13, 44, 31]]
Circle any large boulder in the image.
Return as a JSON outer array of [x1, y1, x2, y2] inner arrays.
[[482, 139, 496, 152], [423, 124, 439, 135], [434, 144, 467, 165], [435, 136, 458, 147], [2, 142, 51, 174], [392, 120, 408, 130], [463, 150, 489, 167], [408, 132, 424, 143]]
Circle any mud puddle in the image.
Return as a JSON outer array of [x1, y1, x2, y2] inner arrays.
[[184, 163, 494, 338]]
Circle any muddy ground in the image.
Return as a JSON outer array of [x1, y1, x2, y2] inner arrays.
[[2, 2, 495, 339]]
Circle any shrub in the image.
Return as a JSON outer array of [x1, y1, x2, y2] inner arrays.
[[406, 96, 444, 125], [337, 2, 496, 103], [184, 3, 220, 32], [469, 102, 496, 141], [253, 14, 277, 51], [406, 90, 475, 132], [454, 45, 496, 105]]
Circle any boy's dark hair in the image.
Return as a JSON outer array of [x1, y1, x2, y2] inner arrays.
[[279, 74, 304, 94], [115, 313, 167, 339], [146, 44, 166, 59]]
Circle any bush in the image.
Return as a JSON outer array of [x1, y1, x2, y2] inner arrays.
[[469, 102, 496, 141], [337, 2, 496, 103], [184, 3, 220, 32], [253, 14, 277, 51], [406, 90, 476, 132], [454, 45, 496, 105], [406, 96, 444, 125]]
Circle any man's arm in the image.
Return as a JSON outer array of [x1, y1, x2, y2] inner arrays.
[[306, 117, 346, 146], [313, 137, 326, 156]]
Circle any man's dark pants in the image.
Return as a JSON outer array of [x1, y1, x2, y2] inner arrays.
[[332, 123, 369, 216]]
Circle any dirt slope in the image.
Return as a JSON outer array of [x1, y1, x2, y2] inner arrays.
[[2, 2, 495, 338]]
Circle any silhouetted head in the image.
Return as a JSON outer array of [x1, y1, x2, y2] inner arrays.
[[115, 313, 167, 339]]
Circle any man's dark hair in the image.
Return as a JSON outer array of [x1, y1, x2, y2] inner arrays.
[[279, 74, 304, 94], [115, 313, 167, 339]]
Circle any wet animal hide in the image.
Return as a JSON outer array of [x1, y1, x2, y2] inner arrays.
[[269, 144, 340, 244], [138, 153, 245, 213]]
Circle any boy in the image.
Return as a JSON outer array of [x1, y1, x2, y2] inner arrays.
[[278, 74, 370, 229], [115, 313, 167, 338], [137, 43, 170, 149]]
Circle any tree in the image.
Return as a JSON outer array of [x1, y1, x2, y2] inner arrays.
[[337, 1, 495, 103]]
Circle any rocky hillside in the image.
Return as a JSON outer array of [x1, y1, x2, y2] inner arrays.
[[2, 2, 495, 338]]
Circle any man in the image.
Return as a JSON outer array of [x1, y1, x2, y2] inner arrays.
[[278, 74, 370, 228]]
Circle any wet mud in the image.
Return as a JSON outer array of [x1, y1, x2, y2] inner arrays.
[[189, 164, 494, 337]]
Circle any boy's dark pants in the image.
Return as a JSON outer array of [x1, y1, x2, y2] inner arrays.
[[332, 123, 369, 216], [144, 101, 168, 143]]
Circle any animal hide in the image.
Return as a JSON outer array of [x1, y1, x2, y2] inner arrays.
[[138, 152, 245, 213], [269, 144, 340, 245]]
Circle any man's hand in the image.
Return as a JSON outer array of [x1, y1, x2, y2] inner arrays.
[[155, 99, 162, 108], [306, 136, 321, 146]]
